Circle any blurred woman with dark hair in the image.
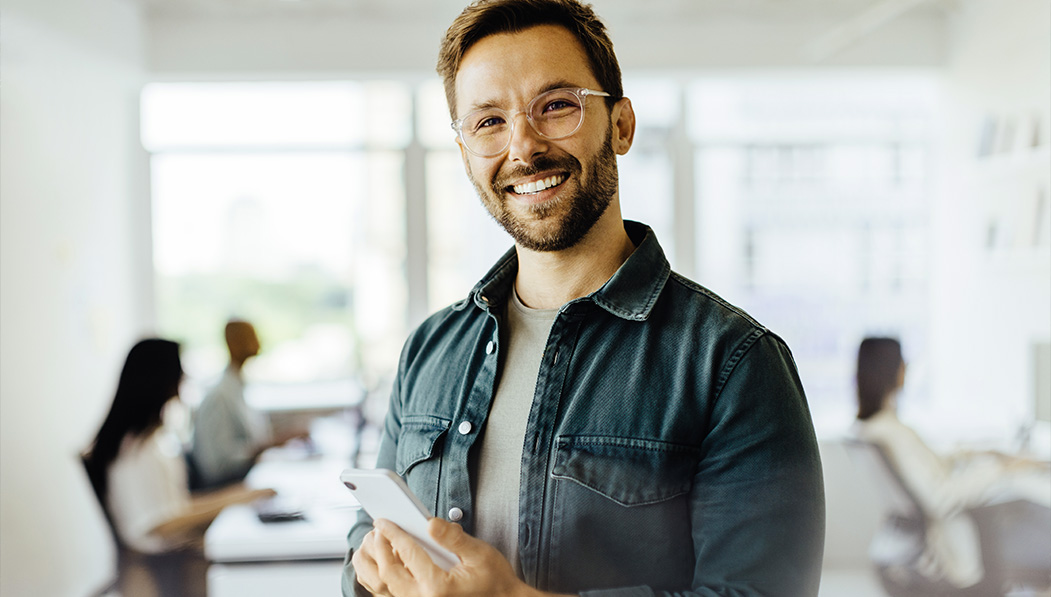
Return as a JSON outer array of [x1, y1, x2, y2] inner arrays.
[[83, 339, 273, 597], [853, 336, 1050, 591]]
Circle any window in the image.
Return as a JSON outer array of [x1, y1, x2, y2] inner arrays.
[[418, 80, 515, 313], [144, 74, 940, 431], [144, 82, 408, 405], [689, 73, 938, 431]]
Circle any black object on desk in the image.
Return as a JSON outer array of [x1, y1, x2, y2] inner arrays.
[[254, 496, 306, 523]]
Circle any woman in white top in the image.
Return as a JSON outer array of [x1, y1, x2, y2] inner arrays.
[[83, 339, 274, 597], [853, 337, 1050, 594]]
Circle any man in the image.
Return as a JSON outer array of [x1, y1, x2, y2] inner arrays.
[[191, 320, 281, 488], [344, 1, 825, 595]]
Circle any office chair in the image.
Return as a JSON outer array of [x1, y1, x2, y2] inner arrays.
[[843, 438, 1051, 597], [81, 452, 121, 597], [79, 452, 206, 597]]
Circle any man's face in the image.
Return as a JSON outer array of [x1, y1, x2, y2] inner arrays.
[[453, 25, 629, 252], [245, 326, 260, 358]]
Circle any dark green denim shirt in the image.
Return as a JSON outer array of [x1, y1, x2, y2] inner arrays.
[[343, 221, 825, 597]]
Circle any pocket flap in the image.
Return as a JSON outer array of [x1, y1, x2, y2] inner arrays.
[[395, 415, 450, 476], [552, 436, 699, 507]]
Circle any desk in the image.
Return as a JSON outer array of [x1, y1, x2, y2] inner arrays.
[[205, 455, 361, 596]]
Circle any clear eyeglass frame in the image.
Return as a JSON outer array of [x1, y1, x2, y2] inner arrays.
[[451, 87, 612, 157]]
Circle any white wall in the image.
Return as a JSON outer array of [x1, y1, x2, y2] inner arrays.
[[0, 0, 151, 595], [925, 0, 1051, 439]]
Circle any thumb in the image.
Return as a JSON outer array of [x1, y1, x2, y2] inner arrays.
[[428, 517, 472, 554], [427, 517, 517, 580]]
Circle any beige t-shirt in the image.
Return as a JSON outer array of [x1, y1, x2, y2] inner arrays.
[[473, 289, 557, 576]]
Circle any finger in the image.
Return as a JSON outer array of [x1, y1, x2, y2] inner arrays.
[[352, 535, 384, 595], [370, 525, 402, 570], [374, 519, 444, 585], [357, 530, 378, 562], [351, 550, 379, 594], [371, 521, 423, 592]]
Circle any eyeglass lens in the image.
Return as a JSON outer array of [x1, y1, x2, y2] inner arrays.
[[460, 89, 589, 156]]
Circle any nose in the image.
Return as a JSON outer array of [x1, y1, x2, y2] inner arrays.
[[506, 112, 548, 164]]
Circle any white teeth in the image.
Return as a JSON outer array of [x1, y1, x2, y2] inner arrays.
[[513, 175, 565, 195]]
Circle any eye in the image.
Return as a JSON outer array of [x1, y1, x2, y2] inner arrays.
[[466, 111, 507, 134], [476, 116, 506, 129], [542, 99, 578, 113]]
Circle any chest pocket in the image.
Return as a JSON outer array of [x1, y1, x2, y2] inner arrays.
[[395, 415, 450, 476], [551, 435, 699, 507]]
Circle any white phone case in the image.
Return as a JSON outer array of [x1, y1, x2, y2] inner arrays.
[[340, 468, 459, 571]]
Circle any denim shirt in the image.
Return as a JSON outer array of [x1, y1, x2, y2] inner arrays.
[[343, 221, 825, 597]]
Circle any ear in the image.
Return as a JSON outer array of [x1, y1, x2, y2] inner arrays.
[[456, 136, 472, 173], [610, 97, 636, 156]]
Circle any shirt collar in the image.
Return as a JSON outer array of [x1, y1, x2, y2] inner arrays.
[[457, 220, 671, 321]]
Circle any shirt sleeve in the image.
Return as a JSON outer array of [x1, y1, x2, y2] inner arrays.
[[869, 416, 1003, 518], [662, 332, 825, 597]]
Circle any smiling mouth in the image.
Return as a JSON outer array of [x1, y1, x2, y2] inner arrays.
[[510, 174, 566, 195]]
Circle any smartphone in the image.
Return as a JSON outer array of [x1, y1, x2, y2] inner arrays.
[[340, 468, 459, 571]]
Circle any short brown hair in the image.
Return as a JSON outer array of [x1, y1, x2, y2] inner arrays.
[[436, 0, 622, 119]]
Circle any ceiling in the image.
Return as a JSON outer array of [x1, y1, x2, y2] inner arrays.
[[132, 0, 953, 23], [133, 0, 958, 71]]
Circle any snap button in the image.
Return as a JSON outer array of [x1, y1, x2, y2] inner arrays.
[[485, 341, 495, 355], [448, 507, 464, 522], [458, 421, 472, 435]]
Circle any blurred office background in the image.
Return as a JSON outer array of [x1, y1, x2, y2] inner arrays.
[[1, 0, 1049, 595]]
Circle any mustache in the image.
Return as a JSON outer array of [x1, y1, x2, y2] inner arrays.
[[492, 154, 581, 190]]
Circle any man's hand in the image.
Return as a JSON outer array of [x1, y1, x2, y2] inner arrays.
[[351, 526, 397, 596], [353, 517, 569, 597]]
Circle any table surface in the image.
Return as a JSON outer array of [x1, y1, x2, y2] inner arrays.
[[205, 454, 361, 563]]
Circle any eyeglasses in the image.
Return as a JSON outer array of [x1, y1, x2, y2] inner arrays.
[[451, 87, 611, 157]]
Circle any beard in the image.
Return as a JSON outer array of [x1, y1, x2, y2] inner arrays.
[[468, 127, 618, 252]]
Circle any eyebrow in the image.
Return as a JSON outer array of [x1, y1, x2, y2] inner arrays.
[[464, 79, 584, 113]]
